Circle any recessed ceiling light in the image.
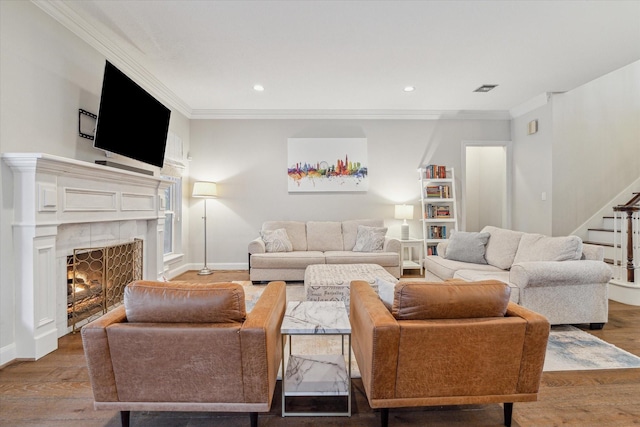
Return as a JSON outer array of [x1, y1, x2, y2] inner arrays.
[[253, 84, 264, 92], [474, 84, 498, 93], [404, 86, 415, 92]]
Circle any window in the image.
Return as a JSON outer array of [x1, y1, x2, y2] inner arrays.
[[162, 176, 182, 257]]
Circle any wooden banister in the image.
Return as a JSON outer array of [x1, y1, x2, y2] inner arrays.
[[613, 193, 639, 283]]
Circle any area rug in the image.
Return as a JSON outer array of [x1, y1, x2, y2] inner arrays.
[[544, 325, 640, 372], [238, 282, 640, 374]]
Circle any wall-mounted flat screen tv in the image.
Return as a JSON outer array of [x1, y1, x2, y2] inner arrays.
[[94, 61, 171, 168]]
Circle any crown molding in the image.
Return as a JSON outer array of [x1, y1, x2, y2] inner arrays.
[[32, 1, 511, 122], [509, 93, 553, 118], [190, 109, 512, 120], [31, 0, 193, 118]]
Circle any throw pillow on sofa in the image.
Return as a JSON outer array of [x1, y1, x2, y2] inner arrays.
[[260, 228, 293, 252], [444, 231, 490, 264], [353, 225, 387, 252], [481, 226, 524, 270], [512, 233, 583, 263]]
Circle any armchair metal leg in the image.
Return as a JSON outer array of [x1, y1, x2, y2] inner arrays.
[[120, 411, 130, 427], [249, 412, 258, 427], [380, 408, 389, 427], [504, 402, 513, 427]]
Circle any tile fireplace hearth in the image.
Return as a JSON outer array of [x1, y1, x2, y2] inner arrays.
[[2, 153, 170, 362]]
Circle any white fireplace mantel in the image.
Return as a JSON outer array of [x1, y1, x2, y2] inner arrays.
[[2, 153, 170, 360]]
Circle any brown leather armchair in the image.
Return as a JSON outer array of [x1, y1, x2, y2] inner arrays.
[[82, 280, 286, 427], [350, 279, 549, 427]]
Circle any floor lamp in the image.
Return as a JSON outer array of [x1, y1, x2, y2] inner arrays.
[[192, 181, 218, 275]]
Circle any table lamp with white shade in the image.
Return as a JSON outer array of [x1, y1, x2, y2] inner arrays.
[[192, 181, 218, 275], [395, 204, 414, 240]]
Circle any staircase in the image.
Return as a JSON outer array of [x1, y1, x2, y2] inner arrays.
[[585, 193, 639, 305], [585, 217, 620, 267]]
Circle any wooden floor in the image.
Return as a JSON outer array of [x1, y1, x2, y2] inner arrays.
[[1, 270, 639, 427]]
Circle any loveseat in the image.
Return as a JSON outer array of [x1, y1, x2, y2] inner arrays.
[[350, 279, 549, 427], [82, 280, 286, 427], [248, 219, 401, 282], [424, 225, 612, 328]]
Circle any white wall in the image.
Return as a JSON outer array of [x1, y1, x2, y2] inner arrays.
[[511, 102, 554, 235], [465, 146, 506, 232], [551, 61, 640, 236], [188, 119, 511, 268], [0, 1, 190, 365]]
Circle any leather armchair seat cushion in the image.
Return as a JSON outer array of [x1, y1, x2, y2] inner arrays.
[[124, 281, 246, 323], [392, 280, 511, 320]]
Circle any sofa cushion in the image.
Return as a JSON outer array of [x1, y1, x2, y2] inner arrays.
[[352, 225, 387, 252], [342, 219, 384, 250], [453, 270, 519, 303], [124, 281, 246, 323], [260, 228, 293, 252], [263, 221, 307, 251], [444, 231, 490, 264], [581, 243, 605, 261], [325, 250, 399, 267], [250, 251, 326, 269], [425, 255, 504, 280], [375, 277, 397, 311], [391, 281, 511, 320], [513, 233, 583, 264], [481, 226, 524, 270], [307, 221, 344, 251]]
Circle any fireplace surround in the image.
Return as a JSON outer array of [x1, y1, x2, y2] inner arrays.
[[2, 153, 170, 360]]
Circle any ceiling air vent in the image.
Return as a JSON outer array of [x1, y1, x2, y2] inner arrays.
[[474, 84, 498, 93]]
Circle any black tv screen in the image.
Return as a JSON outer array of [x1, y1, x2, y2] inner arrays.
[[94, 61, 171, 168]]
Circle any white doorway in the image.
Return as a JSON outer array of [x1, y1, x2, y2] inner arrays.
[[462, 141, 512, 232]]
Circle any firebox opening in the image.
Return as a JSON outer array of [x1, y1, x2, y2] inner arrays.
[[67, 239, 143, 330]]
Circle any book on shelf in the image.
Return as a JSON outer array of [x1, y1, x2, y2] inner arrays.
[[426, 245, 439, 256], [424, 164, 447, 179], [425, 204, 452, 219], [425, 185, 451, 199], [428, 225, 447, 239]]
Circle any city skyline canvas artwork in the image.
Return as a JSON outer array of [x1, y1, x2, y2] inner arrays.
[[287, 138, 369, 193]]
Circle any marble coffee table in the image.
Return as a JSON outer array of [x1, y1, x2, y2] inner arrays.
[[280, 301, 351, 417]]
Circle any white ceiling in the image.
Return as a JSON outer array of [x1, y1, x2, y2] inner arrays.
[[38, 0, 640, 118]]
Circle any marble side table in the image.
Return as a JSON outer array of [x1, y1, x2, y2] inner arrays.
[[280, 301, 351, 417]]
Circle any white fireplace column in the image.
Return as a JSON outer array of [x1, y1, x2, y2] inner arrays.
[[3, 153, 170, 360]]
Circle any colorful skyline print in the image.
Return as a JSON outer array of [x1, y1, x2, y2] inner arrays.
[[287, 138, 369, 192]]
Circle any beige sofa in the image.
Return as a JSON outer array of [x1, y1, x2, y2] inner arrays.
[[424, 226, 612, 329], [82, 280, 286, 427], [248, 219, 401, 282]]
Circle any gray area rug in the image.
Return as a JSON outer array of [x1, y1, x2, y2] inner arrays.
[[544, 325, 640, 371], [240, 282, 640, 373]]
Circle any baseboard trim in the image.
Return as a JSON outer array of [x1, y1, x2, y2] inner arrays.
[[609, 279, 640, 306], [0, 343, 17, 368]]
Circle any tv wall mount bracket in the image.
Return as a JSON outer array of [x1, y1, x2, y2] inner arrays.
[[78, 109, 97, 140]]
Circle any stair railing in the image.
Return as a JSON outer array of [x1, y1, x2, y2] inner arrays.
[[613, 193, 639, 283]]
